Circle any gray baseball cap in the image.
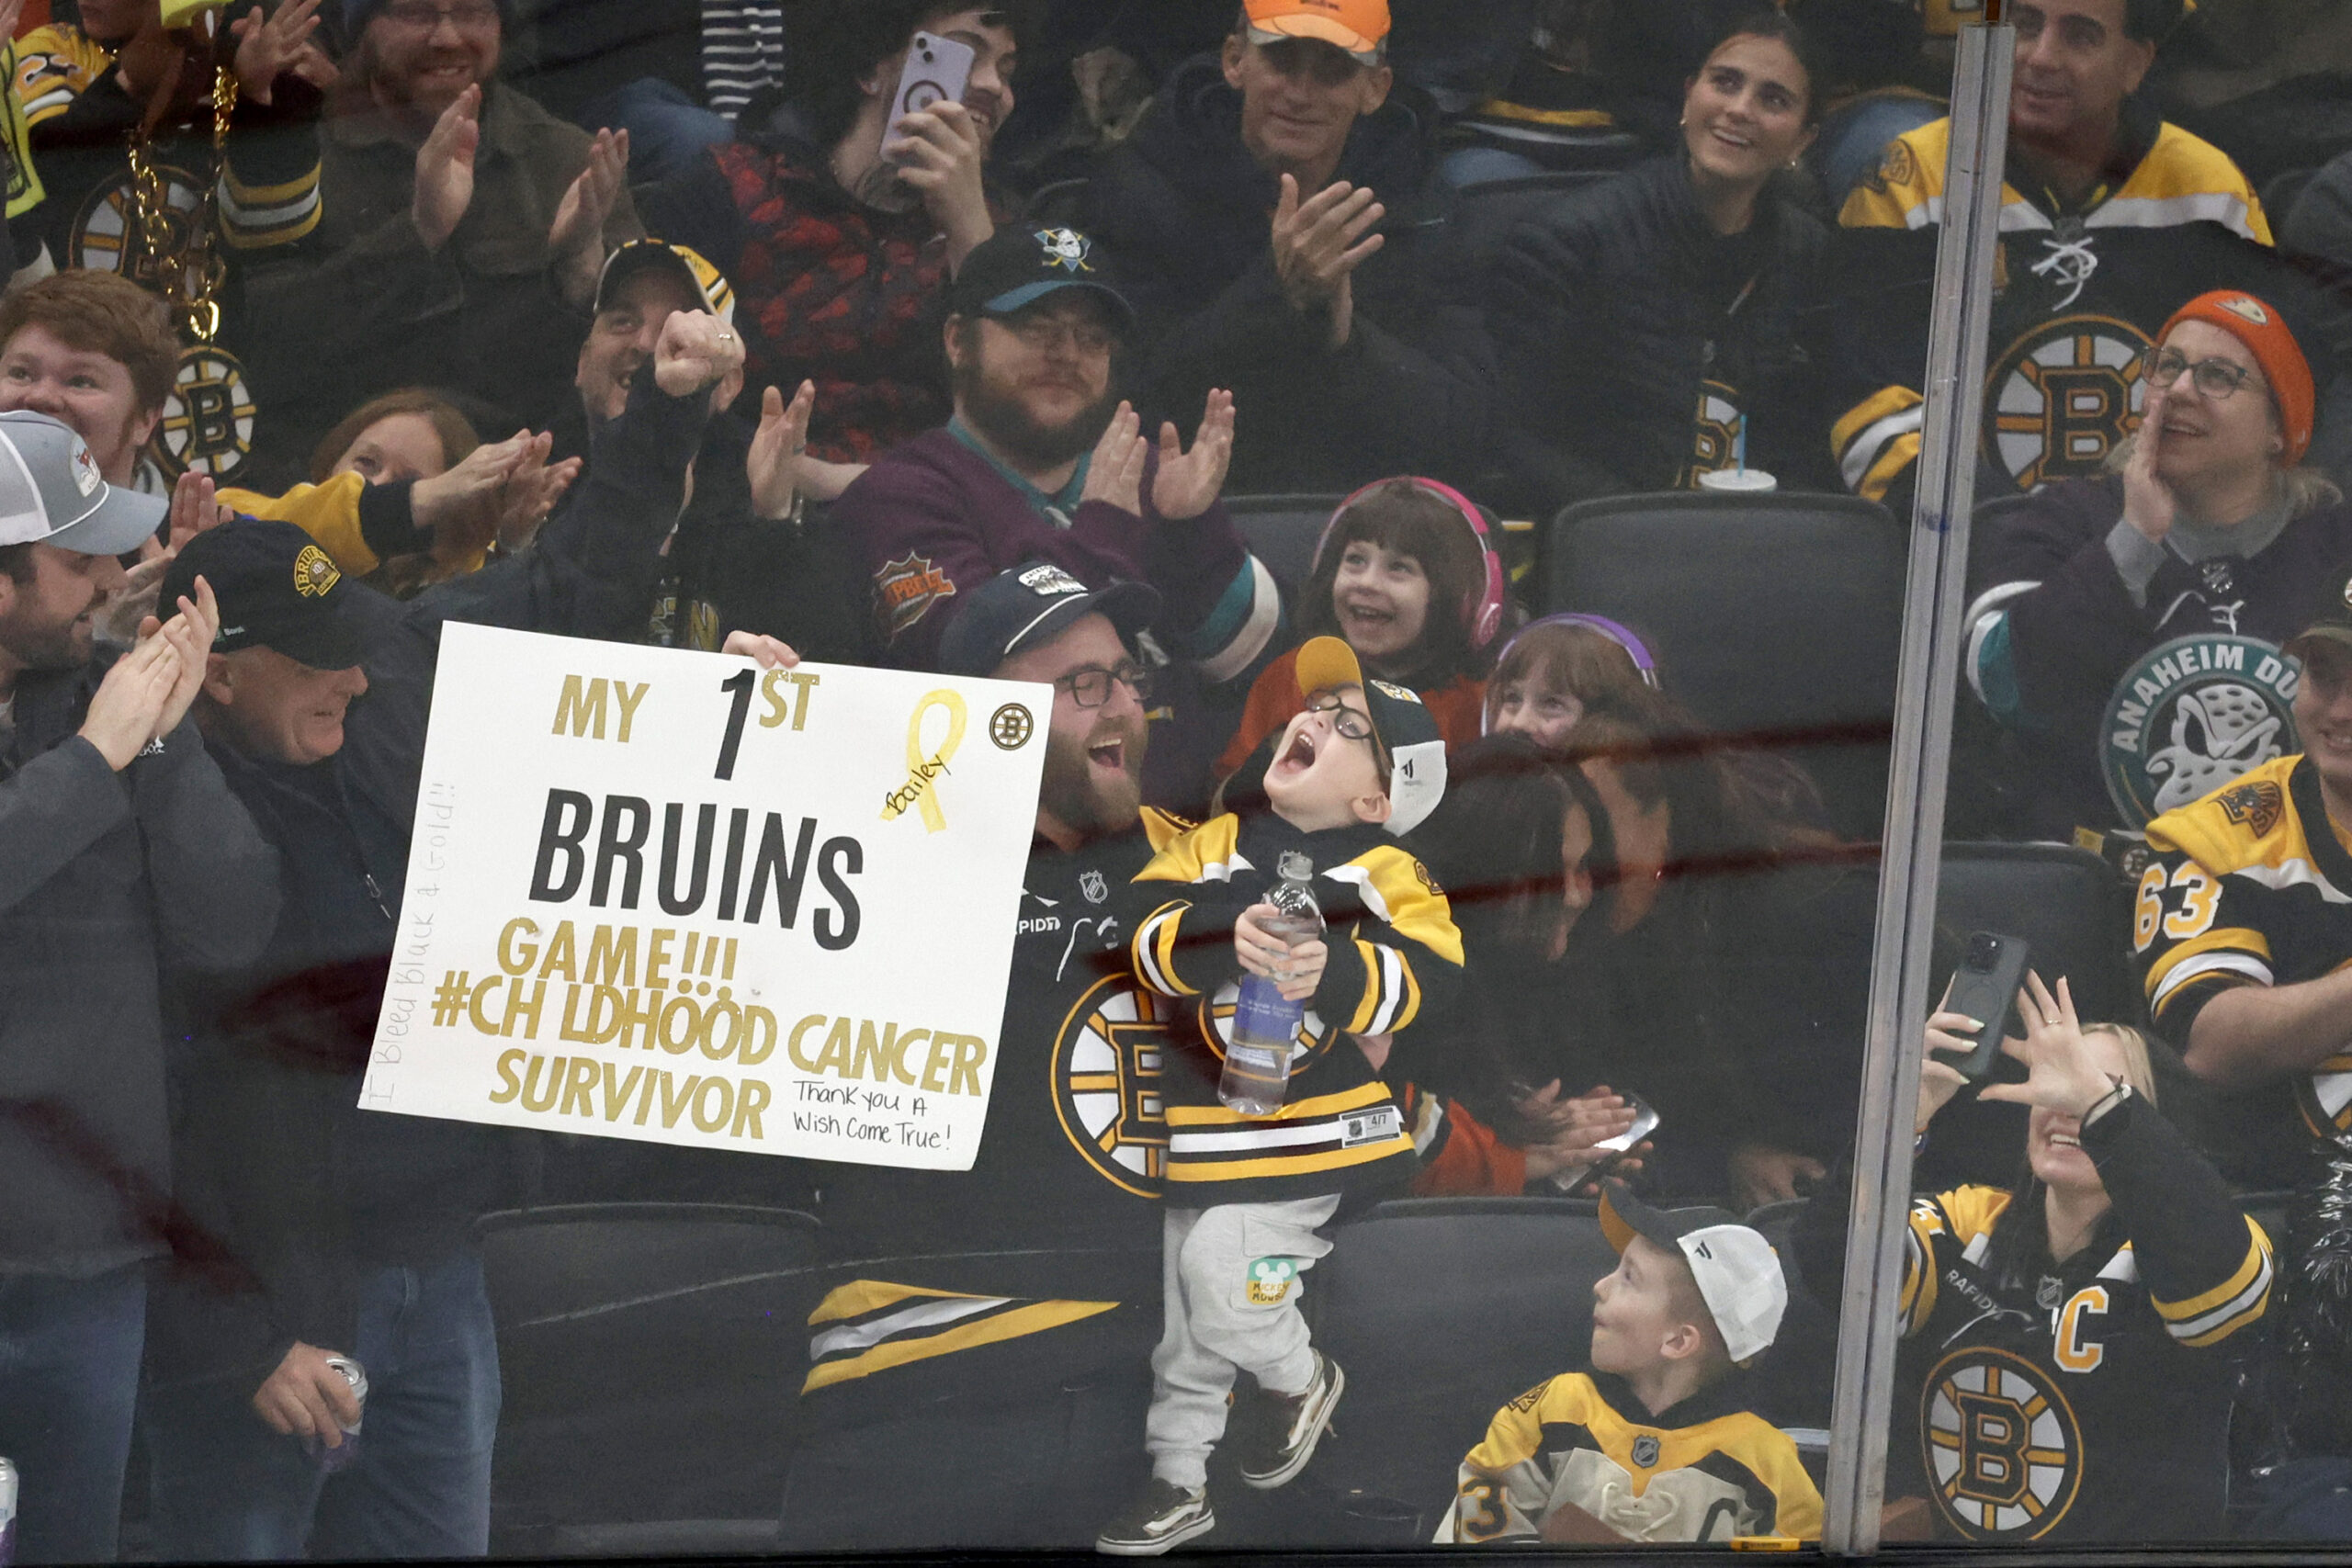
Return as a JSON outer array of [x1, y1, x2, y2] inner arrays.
[[0, 411, 166, 557]]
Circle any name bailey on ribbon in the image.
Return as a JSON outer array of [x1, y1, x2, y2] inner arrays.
[[362, 624, 1048, 1171]]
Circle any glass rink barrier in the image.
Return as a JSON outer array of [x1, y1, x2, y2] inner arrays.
[[0, 0, 2346, 1563]]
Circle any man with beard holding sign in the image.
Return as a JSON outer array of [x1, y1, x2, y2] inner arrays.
[[837, 224, 1281, 788], [786, 562, 1172, 1550]]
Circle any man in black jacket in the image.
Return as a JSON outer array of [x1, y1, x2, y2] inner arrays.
[[0, 410, 280, 1567], [141, 310, 741, 1561], [1081, 0, 1493, 493]]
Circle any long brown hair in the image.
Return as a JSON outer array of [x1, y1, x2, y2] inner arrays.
[[309, 389, 481, 484], [1297, 480, 1491, 686]]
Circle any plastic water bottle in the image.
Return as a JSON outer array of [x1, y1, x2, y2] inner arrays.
[[1219, 852, 1322, 1115]]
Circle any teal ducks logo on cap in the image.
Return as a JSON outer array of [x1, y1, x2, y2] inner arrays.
[[1035, 228, 1093, 273]]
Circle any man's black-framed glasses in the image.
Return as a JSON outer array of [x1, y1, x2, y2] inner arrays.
[[2140, 347, 2261, 401], [1056, 662, 1152, 708]]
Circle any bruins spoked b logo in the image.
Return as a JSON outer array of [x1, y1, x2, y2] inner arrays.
[[1050, 976, 1172, 1198], [1922, 1347, 2084, 1540], [1985, 314, 2151, 491], [2101, 634, 2299, 828]]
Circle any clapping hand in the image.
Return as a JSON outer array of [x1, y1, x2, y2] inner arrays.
[[141, 576, 221, 739], [1150, 389, 1234, 522], [412, 85, 481, 252], [1080, 401, 1148, 515], [1978, 974, 2115, 1120], [78, 632, 182, 771], [230, 0, 323, 106], [746, 380, 818, 521], [1270, 174, 1385, 348], [549, 127, 628, 309]]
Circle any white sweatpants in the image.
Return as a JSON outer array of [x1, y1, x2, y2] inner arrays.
[[1144, 1196, 1340, 1490]]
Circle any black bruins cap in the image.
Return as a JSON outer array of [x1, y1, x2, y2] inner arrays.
[[938, 560, 1158, 677], [162, 519, 365, 671], [946, 225, 1136, 335]]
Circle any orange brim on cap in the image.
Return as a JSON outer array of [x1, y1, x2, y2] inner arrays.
[[1293, 635, 1367, 701], [1245, 0, 1387, 58]]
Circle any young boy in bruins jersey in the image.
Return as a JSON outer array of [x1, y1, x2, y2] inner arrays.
[[1439, 1182, 1819, 1545], [1094, 637, 1463, 1554]]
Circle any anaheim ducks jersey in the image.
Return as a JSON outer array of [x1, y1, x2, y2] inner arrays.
[[1891, 1092, 2272, 1543], [801, 830, 1166, 1406], [1436, 1371, 1822, 1544], [2139, 753, 2352, 1155], [1833, 102, 2276, 509], [1128, 808, 1463, 1205]]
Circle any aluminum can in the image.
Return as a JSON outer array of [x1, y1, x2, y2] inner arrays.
[[310, 1357, 368, 1472], [0, 1455, 19, 1568]]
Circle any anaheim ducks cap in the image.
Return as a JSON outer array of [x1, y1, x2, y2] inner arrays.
[[938, 560, 1159, 677], [1291, 635, 1446, 835], [948, 225, 1136, 335], [0, 411, 167, 557], [161, 519, 364, 671], [594, 239, 736, 326], [1600, 1179, 1788, 1365]]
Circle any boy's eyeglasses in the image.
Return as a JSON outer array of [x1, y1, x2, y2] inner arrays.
[[1055, 663, 1152, 708], [1303, 695, 1376, 743], [2140, 347, 2260, 401]]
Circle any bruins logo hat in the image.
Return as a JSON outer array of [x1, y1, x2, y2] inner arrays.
[[161, 519, 365, 672], [1291, 635, 1446, 836]]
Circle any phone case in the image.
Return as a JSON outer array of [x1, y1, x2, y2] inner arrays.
[[1943, 934, 2032, 1079], [892, 31, 977, 125]]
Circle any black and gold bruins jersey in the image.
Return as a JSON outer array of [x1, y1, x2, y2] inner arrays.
[[801, 830, 1167, 1404], [1129, 807, 1463, 1204], [1888, 1092, 2271, 1543], [1436, 1370, 1822, 1544], [2140, 753, 2352, 1153], [1832, 102, 2278, 510]]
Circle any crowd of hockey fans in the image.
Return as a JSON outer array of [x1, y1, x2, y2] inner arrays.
[[4, 0, 2352, 1556]]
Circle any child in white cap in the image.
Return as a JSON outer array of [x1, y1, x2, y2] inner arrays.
[[1439, 1180, 1821, 1545]]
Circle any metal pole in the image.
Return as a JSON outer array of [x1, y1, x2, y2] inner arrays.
[[1819, 15, 2015, 1557]]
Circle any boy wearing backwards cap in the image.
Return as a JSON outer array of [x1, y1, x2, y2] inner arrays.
[[1095, 635, 1462, 1553], [1439, 1181, 1821, 1545]]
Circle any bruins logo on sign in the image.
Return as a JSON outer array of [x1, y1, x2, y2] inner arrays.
[[1984, 314, 2152, 491], [155, 345, 256, 479], [1050, 976, 1172, 1198], [1922, 1346, 2084, 1540], [2102, 634, 2298, 828], [70, 165, 202, 283]]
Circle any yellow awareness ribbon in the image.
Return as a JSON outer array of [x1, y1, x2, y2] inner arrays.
[[880, 690, 967, 833]]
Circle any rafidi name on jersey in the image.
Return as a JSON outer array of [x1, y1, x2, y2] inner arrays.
[[1831, 99, 2277, 511]]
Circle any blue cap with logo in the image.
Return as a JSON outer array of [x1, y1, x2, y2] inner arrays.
[[948, 226, 1136, 334]]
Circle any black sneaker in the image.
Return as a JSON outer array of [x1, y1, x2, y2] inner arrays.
[[1238, 1351, 1345, 1489], [1095, 1478, 1214, 1555]]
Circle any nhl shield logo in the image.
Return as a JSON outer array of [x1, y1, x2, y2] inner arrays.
[[1079, 868, 1108, 905], [1630, 1435, 1661, 1470], [2101, 633, 2299, 829]]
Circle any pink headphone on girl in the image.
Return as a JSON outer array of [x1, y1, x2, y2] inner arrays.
[[1310, 477, 1510, 651]]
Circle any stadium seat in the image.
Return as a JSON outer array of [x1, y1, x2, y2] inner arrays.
[[1453, 169, 1623, 287], [1304, 1196, 1618, 1540], [1539, 490, 1905, 840], [478, 1203, 826, 1556], [1227, 493, 1342, 603]]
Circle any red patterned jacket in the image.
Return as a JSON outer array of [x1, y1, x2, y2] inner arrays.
[[643, 133, 968, 464]]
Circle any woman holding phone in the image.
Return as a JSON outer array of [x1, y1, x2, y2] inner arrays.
[[1797, 974, 2273, 1544]]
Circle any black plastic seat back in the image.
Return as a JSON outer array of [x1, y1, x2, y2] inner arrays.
[[1540, 491, 1905, 840], [1227, 493, 1343, 604], [479, 1203, 825, 1551], [1308, 1198, 1618, 1536]]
